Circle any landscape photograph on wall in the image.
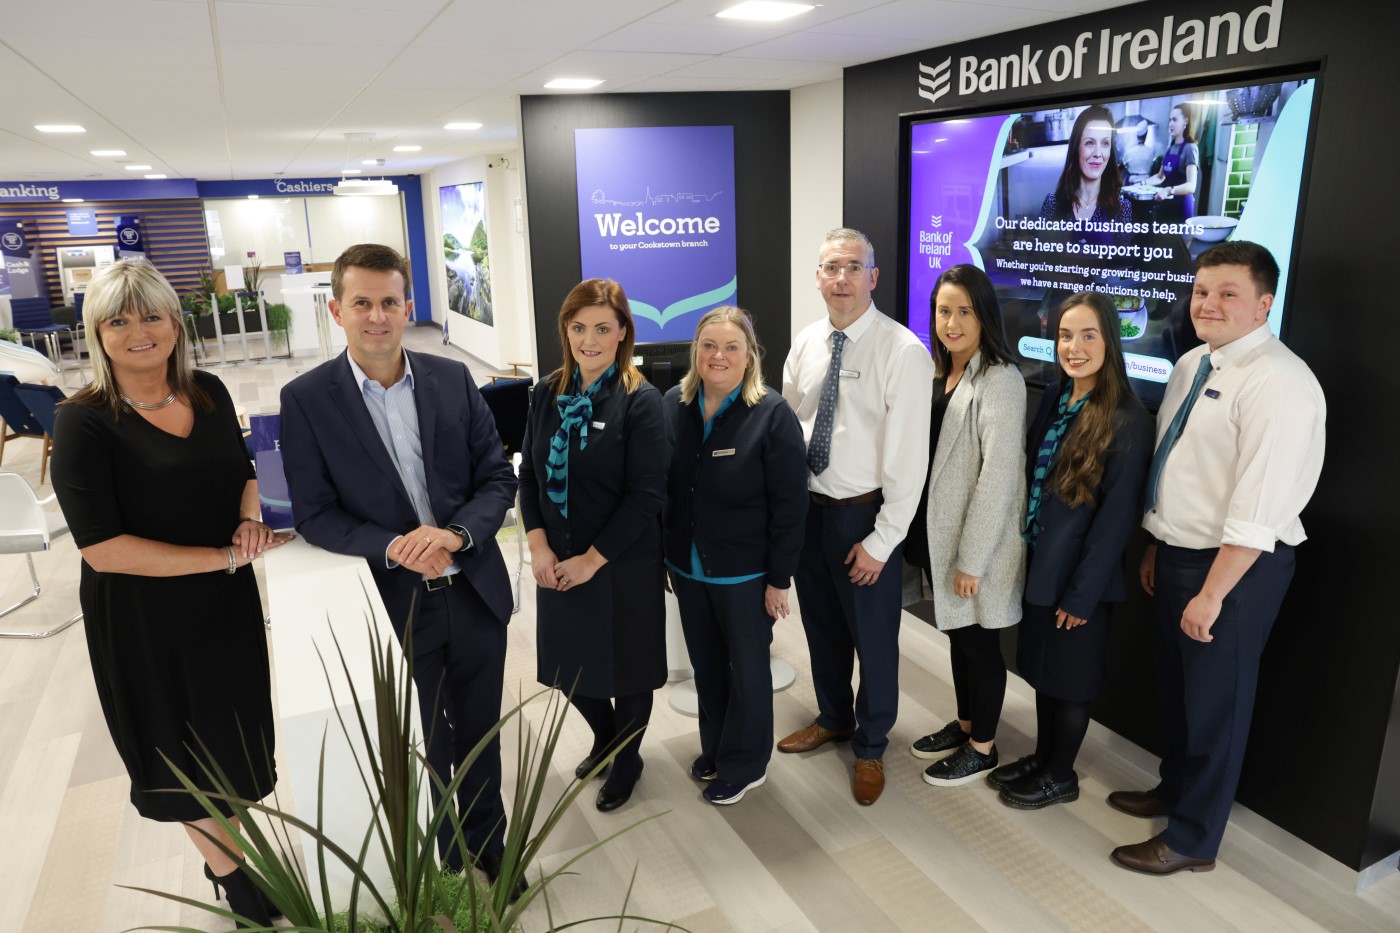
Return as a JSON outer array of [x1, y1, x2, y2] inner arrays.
[[439, 181, 492, 326]]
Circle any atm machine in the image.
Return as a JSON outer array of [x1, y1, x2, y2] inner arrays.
[[56, 245, 116, 305]]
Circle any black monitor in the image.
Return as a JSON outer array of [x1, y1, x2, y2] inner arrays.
[[633, 340, 691, 393]]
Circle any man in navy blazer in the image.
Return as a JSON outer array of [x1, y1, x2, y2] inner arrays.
[[279, 244, 518, 886]]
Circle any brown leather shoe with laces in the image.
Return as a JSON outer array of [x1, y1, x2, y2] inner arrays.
[[776, 720, 856, 753], [853, 757, 885, 805]]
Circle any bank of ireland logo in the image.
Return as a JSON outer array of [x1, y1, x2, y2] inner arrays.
[[1, 232, 21, 251], [119, 227, 139, 246], [917, 57, 952, 105]]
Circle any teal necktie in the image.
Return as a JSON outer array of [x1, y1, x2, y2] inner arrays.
[[1143, 352, 1212, 513]]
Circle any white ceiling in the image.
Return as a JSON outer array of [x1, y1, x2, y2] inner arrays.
[[0, 0, 1135, 183]]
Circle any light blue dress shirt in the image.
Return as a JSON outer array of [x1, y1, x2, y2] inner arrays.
[[346, 352, 460, 576]]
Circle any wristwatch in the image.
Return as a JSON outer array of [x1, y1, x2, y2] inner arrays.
[[445, 524, 473, 553]]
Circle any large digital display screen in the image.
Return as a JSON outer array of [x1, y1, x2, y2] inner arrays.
[[905, 76, 1316, 404]]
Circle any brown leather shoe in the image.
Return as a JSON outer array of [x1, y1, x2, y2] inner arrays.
[[853, 758, 885, 805], [1111, 835, 1215, 875], [776, 721, 856, 753], [1107, 790, 1171, 818]]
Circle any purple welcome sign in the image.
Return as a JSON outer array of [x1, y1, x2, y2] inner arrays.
[[575, 126, 737, 344], [905, 116, 1012, 347]]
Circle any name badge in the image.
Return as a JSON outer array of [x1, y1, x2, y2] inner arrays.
[[1204, 389, 1221, 400], [712, 448, 736, 457], [591, 421, 606, 430], [839, 369, 860, 379]]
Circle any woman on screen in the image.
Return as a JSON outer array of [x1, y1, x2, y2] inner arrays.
[[1148, 104, 1200, 219], [990, 291, 1152, 810], [1039, 104, 1133, 246], [519, 278, 667, 814], [904, 264, 1026, 789]]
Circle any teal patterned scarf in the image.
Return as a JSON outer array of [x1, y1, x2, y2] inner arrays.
[[545, 363, 616, 517], [1024, 383, 1091, 545]]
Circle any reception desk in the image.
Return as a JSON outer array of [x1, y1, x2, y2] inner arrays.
[[263, 538, 422, 908]]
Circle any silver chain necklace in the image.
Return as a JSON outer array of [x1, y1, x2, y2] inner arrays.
[[121, 391, 177, 410]]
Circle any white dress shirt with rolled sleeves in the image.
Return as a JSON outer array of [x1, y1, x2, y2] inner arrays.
[[783, 304, 935, 562], [1143, 324, 1325, 552]]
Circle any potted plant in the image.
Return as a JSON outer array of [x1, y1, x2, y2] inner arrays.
[[134, 610, 677, 932]]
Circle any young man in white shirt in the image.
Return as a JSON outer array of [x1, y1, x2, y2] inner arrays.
[[1110, 241, 1326, 874], [777, 228, 934, 805]]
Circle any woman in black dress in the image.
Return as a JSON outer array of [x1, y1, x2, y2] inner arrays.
[[988, 291, 1151, 809], [518, 279, 667, 812], [50, 260, 292, 927]]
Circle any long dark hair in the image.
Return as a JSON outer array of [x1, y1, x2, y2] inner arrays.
[[930, 264, 1015, 379], [550, 278, 644, 396], [1049, 291, 1144, 507], [1051, 105, 1124, 219]]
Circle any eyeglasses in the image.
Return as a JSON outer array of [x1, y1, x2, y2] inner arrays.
[[818, 261, 870, 279]]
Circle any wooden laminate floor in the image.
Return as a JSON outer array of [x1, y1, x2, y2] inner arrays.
[[2, 332, 1397, 931]]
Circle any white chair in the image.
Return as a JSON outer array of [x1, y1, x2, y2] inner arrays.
[[0, 471, 82, 638]]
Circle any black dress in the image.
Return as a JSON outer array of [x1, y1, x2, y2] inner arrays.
[[518, 371, 667, 699], [905, 376, 954, 575], [51, 371, 276, 821]]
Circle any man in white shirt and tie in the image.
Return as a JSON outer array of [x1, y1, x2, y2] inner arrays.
[[1110, 241, 1325, 874], [777, 228, 934, 805]]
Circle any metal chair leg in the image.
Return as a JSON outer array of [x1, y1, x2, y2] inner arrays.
[[0, 553, 84, 638]]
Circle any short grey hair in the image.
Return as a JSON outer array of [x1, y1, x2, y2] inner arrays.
[[820, 227, 875, 267]]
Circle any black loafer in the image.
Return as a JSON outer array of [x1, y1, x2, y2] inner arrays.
[[476, 849, 528, 903], [575, 752, 610, 781], [596, 761, 644, 812], [999, 771, 1079, 810], [985, 754, 1042, 791]]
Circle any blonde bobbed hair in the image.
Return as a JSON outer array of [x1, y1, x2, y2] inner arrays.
[[678, 306, 766, 407]]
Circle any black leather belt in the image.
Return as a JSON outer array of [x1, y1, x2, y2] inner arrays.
[[810, 489, 882, 507], [424, 575, 455, 592]]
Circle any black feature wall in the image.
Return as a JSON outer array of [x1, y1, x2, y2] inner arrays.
[[520, 93, 791, 389], [844, 0, 1400, 872]]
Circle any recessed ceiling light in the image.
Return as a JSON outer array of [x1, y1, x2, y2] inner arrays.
[[444, 122, 483, 131], [392, 145, 421, 152], [145, 174, 167, 179], [125, 164, 152, 171], [715, 1, 814, 22], [35, 124, 86, 133], [341, 168, 362, 174], [90, 149, 126, 157], [361, 159, 383, 166], [543, 78, 603, 90], [248, 194, 260, 200], [62, 198, 84, 203]]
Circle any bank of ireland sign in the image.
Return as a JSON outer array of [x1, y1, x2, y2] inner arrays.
[[574, 126, 738, 344]]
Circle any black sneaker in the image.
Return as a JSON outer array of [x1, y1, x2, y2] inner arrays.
[[999, 771, 1079, 810], [985, 754, 1042, 791], [923, 743, 997, 787], [910, 721, 969, 760], [690, 756, 718, 782]]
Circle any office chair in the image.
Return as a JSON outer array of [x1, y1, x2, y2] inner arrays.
[[12, 383, 66, 484], [0, 373, 47, 469], [0, 472, 82, 639]]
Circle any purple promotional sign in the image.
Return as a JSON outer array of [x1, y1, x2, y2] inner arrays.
[[66, 208, 98, 236], [249, 414, 294, 530], [0, 220, 42, 301], [906, 116, 1012, 347], [115, 214, 144, 258], [575, 126, 737, 343], [283, 251, 303, 275]]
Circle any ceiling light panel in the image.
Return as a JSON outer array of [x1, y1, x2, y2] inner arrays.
[[716, 2, 815, 22]]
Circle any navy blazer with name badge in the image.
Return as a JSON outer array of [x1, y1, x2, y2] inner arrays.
[[1022, 382, 1153, 619], [279, 349, 517, 633]]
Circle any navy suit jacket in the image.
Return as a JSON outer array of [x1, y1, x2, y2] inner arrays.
[[279, 349, 517, 632], [1023, 384, 1153, 619]]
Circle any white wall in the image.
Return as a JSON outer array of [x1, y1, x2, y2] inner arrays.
[[419, 153, 534, 373], [789, 78, 845, 342]]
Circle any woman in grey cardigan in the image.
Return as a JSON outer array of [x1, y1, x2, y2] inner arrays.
[[903, 264, 1027, 788]]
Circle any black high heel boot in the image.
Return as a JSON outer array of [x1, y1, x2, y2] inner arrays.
[[205, 863, 282, 918], [210, 863, 274, 929]]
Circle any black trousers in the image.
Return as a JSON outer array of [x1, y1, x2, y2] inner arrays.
[[672, 574, 773, 785], [1152, 542, 1295, 859], [946, 624, 1007, 744], [407, 578, 508, 869], [793, 499, 904, 760]]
